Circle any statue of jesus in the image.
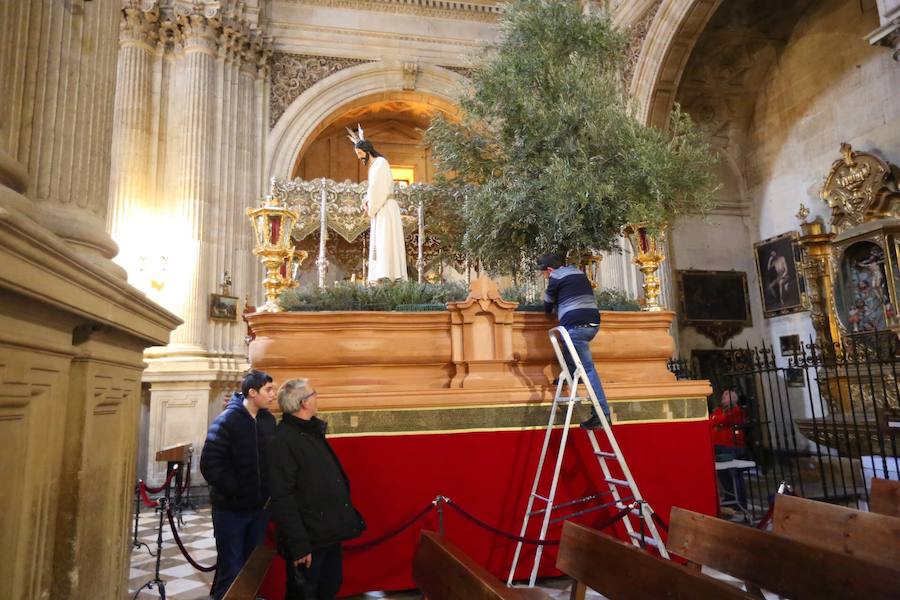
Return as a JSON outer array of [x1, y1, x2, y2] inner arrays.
[[348, 124, 408, 282]]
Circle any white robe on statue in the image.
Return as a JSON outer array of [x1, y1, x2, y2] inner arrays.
[[365, 156, 408, 282]]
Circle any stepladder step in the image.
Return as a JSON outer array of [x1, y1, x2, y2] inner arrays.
[[605, 477, 630, 487]]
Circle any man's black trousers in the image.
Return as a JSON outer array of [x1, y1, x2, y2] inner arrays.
[[285, 545, 343, 600]]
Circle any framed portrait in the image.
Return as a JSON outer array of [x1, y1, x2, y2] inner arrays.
[[785, 367, 805, 387], [677, 270, 752, 326], [753, 232, 808, 318], [209, 293, 239, 322], [779, 334, 802, 357]]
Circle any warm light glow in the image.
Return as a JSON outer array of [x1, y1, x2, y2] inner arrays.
[[390, 166, 415, 187]]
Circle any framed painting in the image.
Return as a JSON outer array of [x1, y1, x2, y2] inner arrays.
[[753, 231, 808, 318], [209, 293, 239, 322], [677, 270, 752, 325]]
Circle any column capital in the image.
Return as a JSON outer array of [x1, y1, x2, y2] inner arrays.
[[120, 3, 160, 50]]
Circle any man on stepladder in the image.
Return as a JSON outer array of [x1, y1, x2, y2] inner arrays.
[[538, 252, 611, 429]]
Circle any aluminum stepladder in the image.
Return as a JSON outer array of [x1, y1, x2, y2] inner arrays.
[[507, 326, 669, 587]]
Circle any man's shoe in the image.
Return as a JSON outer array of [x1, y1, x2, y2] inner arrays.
[[579, 415, 603, 429]]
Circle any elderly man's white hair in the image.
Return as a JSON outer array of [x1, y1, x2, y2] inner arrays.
[[278, 378, 312, 414]]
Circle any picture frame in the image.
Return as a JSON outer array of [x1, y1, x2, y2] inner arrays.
[[779, 334, 802, 357], [785, 367, 805, 387], [209, 293, 239, 322], [753, 231, 808, 318], [677, 270, 752, 326]]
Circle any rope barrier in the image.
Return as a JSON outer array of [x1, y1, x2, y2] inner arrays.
[[138, 481, 160, 508], [444, 497, 634, 546], [344, 501, 436, 552], [650, 512, 669, 533], [141, 469, 178, 495], [166, 507, 217, 572]]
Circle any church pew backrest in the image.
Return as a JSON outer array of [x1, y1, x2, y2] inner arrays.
[[870, 477, 900, 518], [556, 521, 756, 600], [772, 494, 900, 570], [667, 506, 900, 600], [413, 530, 550, 600], [222, 544, 276, 600]]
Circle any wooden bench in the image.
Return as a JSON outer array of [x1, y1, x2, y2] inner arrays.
[[222, 544, 276, 600], [871, 477, 900, 518], [668, 506, 900, 600], [772, 494, 900, 569], [556, 521, 755, 600], [413, 530, 551, 600]]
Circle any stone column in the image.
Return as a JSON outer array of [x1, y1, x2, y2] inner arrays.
[[108, 3, 160, 277], [167, 11, 217, 353], [0, 0, 123, 273]]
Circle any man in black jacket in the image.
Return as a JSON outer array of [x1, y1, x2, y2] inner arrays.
[[267, 378, 365, 600], [200, 369, 277, 599]]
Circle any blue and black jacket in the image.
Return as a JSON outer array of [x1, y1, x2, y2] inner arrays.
[[200, 393, 277, 511], [543, 265, 601, 328]]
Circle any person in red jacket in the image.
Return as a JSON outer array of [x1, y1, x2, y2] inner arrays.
[[710, 387, 747, 508]]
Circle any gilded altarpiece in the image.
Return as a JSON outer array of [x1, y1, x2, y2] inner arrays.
[[794, 144, 900, 454]]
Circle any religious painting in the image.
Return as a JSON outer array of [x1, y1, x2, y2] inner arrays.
[[779, 334, 802, 357], [209, 293, 239, 322], [678, 270, 752, 324], [834, 240, 895, 333], [753, 232, 807, 318]]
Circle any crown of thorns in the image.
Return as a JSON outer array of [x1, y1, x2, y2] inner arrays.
[[346, 123, 365, 145]]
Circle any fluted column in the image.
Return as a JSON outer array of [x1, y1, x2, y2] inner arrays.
[[167, 12, 218, 351], [0, 0, 123, 271], [108, 3, 160, 278]]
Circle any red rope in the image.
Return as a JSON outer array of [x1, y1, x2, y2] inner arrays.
[[445, 499, 633, 546], [138, 481, 160, 508], [142, 469, 178, 494], [344, 502, 435, 552], [166, 507, 217, 572]]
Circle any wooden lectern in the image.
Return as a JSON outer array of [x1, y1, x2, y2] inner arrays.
[[156, 443, 193, 514]]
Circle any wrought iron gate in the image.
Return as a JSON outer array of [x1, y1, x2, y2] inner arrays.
[[670, 331, 900, 521]]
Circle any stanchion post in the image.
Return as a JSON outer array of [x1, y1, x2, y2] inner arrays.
[[436, 496, 445, 536], [132, 482, 155, 557], [133, 496, 168, 600]]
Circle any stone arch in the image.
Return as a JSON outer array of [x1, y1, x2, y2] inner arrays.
[[629, 0, 722, 128], [266, 61, 467, 181]]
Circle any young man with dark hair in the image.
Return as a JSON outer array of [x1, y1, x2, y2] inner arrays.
[[537, 252, 611, 429], [200, 369, 277, 599]]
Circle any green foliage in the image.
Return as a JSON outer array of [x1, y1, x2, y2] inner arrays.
[[425, 0, 717, 273], [280, 281, 469, 312]]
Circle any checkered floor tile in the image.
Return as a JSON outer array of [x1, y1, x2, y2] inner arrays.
[[128, 508, 772, 600]]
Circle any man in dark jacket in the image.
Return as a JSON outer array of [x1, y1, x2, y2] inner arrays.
[[267, 378, 365, 600], [538, 252, 611, 429], [200, 369, 277, 599]]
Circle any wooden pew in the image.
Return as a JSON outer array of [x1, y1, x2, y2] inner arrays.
[[870, 477, 900, 518], [556, 521, 756, 600], [668, 506, 900, 600], [222, 544, 276, 600], [772, 494, 900, 569], [413, 530, 550, 600]]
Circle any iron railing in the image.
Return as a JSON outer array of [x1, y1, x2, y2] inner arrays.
[[671, 331, 900, 522]]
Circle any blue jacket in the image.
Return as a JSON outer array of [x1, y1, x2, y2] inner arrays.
[[200, 393, 277, 511], [543, 265, 600, 328]]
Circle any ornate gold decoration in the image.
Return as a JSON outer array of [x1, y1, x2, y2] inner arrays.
[[247, 195, 306, 312], [623, 222, 667, 311], [821, 143, 895, 234], [797, 218, 840, 347], [795, 203, 810, 222], [581, 253, 603, 289]]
